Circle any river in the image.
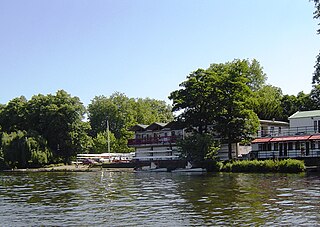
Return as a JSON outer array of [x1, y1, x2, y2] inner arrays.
[[0, 170, 319, 226]]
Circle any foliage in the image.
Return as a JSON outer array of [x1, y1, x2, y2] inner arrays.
[[88, 92, 173, 153], [253, 85, 283, 120], [177, 133, 220, 162], [1, 131, 52, 168], [170, 59, 260, 160], [221, 159, 305, 173], [0, 90, 88, 165]]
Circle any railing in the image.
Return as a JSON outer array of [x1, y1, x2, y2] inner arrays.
[[258, 126, 320, 138], [251, 149, 320, 159], [128, 135, 183, 146]]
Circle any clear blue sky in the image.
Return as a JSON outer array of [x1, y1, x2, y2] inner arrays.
[[0, 0, 319, 106]]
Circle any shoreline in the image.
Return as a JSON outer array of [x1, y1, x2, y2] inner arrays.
[[1, 164, 103, 173]]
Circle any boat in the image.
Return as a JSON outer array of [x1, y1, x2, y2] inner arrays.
[[171, 162, 206, 173], [135, 162, 168, 172]]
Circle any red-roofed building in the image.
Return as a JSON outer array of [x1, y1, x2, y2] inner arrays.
[[251, 110, 320, 159]]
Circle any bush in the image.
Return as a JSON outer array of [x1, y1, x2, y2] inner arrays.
[[221, 159, 305, 173]]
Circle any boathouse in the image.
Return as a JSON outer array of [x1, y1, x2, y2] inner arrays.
[[252, 110, 320, 159]]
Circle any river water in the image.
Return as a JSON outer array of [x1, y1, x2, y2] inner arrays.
[[0, 170, 320, 226]]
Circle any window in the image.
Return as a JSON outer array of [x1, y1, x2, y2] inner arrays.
[[314, 121, 318, 132], [311, 141, 316, 150], [288, 142, 293, 150], [295, 142, 300, 150], [274, 143, 279, 151], [279, 127, 282, 134], [258, 144, 263, 151], [268, 143, 272, 151], [270, 126, 274, 135]]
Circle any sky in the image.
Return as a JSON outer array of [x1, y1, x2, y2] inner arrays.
[[0, 0, 319, 106]]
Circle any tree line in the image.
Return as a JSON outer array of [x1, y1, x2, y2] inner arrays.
[[0, 91, 173, 168]]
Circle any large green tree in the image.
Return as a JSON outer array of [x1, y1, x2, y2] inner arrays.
[[168, 69, 219, 134], [0, 90, 90, 165], [170, 59, 260, 160]]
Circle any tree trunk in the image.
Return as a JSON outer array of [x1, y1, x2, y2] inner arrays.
[[228, 139, 232, 160]]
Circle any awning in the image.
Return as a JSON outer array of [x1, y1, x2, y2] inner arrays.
[[270, 135, 311, 142], [252, 138, 272, 143], [309, 134, 320, 140]]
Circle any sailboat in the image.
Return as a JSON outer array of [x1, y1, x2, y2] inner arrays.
[[135, 162, 168, 172], [171, 162, 206, 173]]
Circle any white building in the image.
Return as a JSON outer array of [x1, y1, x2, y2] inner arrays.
[[128, 122, 184, 161], [252, 110, 320, 159]]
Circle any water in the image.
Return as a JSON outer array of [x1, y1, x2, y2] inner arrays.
[[1, 170, 320, 226]]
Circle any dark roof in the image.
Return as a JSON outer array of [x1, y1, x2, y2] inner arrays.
[[164, 121, 186, 130], [128, 124, 148, 132], [145, 122, 168, 131]]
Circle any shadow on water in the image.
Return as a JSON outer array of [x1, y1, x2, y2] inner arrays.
[[1, 170, 320, 226]]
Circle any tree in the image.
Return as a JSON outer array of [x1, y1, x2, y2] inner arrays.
[[177, 133, 220, 162], [280, 94, 299, 120], [0, 96, 27, 132], [211, 60, 260, 159], [169, 69, 219, 134], [253, 85, 283, 120], [170, 59, 260, 160]]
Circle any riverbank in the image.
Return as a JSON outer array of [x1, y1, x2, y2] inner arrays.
[[2, 164, 103, 173]]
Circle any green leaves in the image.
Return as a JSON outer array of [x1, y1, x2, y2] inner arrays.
[[88, 92, 174, 153], [170, 59, 261, 160]]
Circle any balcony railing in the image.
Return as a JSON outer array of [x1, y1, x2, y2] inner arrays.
[[251, 149, 320, 159], [258, 126, 320, 138], [128, 135, 183, 146]]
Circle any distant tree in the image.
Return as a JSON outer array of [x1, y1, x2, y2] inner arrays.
[[25, 90, 87, 162], [280, 95, 299, 120], [309, 84, 320, 109], [253, 85, 283, 120], [88, 92, 173, 153], [0, 96, 27, 132]]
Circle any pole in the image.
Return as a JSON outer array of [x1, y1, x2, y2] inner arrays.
[[107, 119, 110, 153]]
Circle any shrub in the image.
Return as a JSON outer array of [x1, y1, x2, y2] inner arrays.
[[221, 159, 305, 173]]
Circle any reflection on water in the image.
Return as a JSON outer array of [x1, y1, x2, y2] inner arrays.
[[0, 170, 320, 226]]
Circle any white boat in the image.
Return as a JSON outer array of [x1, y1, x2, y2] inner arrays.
[[171, 162, 206, 173], [135, 162, 168, 172]]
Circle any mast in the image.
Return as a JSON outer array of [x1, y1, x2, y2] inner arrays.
[[106, 117, 110, 153]]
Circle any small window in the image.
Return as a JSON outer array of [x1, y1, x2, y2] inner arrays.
[[274, 143, 279, 151], [295, 142, 300, 150], [315, 121, 318, 132], [311, 141, 316, 150], [288, 142, 293, 150]]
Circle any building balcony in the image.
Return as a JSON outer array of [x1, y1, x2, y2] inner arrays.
[[128, 135, 183, 147], [258, 126, 320, 138]]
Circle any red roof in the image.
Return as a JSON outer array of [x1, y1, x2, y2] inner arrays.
[[309, 134, 320, 140], [270, 135, 311, 142], [252, 138, 272, 143]]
